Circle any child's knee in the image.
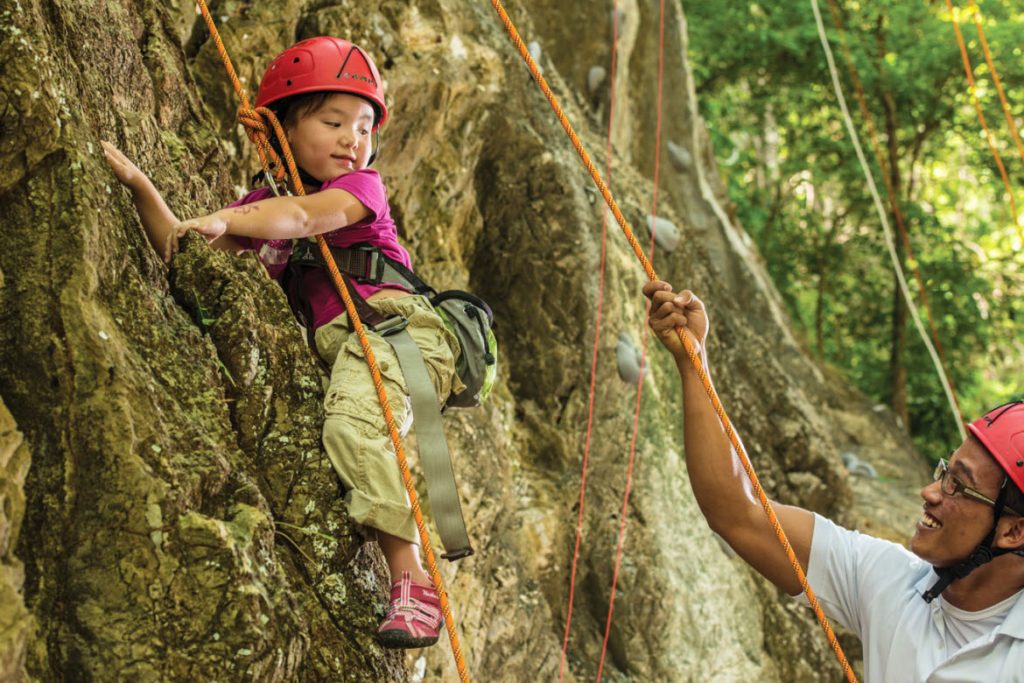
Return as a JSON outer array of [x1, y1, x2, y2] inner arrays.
[[322, 411, 377, 452]]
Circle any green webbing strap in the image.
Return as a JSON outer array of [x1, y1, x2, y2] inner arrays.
[[381, 323, 474, 561]]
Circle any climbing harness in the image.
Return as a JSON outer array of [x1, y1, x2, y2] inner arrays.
[[811, 0, 965, 444], [487, 1, 858, 680], [193, 3, 471, 679], [285, 238, 498, 559], [946, 0, 1022, 243], [286, 240, 497, 411], [823, 0, 964, 425], [923, 401, 1024, 602]]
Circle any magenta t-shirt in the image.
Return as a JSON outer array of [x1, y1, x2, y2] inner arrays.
[[229, 169, 412, 329]]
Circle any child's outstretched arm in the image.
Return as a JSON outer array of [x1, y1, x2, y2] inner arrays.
[[169, 189, 371, 248], [102, 141, 245, 262], [102, 141, 180, 261]]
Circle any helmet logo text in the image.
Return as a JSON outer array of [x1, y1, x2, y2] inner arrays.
[[337, 70, 376, 86]]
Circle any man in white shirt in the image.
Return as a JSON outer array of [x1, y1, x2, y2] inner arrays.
[[643, 281, 1024, 682]]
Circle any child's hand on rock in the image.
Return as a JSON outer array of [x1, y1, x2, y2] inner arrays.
[[166, 214, 229, 263], [100, 141, 145, 190]]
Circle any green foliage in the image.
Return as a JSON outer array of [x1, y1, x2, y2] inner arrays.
[[688, 0, 1024, 455]]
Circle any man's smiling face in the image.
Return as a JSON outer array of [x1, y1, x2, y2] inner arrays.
[[911, 437, 1005, 568]]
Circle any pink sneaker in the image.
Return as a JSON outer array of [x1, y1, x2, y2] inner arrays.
[[376, 571, 443, 649]]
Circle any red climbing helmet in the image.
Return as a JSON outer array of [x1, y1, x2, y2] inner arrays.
[[255, 37, 388, 130], [967, 401, 1024, 494]]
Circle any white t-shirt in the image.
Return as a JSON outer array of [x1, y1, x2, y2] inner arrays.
[[804, 514, 1024, 682]]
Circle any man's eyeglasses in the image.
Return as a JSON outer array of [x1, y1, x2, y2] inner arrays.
[[933, 459, 1023, 517]]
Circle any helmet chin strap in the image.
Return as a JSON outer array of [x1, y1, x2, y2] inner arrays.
[[367, 128, 380, 165], [923, 481, 1015, 602], [296, 165, 322, 189]]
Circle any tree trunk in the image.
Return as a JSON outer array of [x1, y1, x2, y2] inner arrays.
[[890, 272, 911, 427], [879, 57, 911, 428]]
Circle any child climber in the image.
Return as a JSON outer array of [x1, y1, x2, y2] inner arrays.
[[102, 36, 457, 649]]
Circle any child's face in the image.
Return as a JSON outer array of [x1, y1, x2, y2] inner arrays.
[[284, 93, 376, 183]]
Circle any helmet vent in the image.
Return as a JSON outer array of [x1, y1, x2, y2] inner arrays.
[[293, 57, 300, 63], [286, 80, 293, 86]]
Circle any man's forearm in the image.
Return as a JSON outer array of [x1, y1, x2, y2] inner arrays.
[[645, 282, 814, 594], [679, 353, 761, 533]]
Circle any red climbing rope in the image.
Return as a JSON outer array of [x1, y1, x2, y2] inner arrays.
[[558, 5, 619, 681], [487, 1, 858, 680], [946, 0, 1022, 242], [596, 0, 665, 679], [193, 3, 471, 680], [966, 0, 1024, 167]]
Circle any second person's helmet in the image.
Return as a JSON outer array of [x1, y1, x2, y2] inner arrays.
[[968, 401, 1024, 495]]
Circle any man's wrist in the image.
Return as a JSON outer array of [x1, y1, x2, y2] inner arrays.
[[676, 350, 709, 373]]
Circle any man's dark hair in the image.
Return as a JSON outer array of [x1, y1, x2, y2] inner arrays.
[[1004, 478, 1024, 556], [1007, 479, 1024, 518]]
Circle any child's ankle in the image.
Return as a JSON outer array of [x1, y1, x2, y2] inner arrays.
[[398, 568, 431, 587]]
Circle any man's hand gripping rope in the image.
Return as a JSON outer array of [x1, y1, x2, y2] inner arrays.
[[643, 281, 708, 359]]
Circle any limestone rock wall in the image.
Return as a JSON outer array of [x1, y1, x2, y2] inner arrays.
[[0, 399, 33, 681], [0, 0, 926, 681]]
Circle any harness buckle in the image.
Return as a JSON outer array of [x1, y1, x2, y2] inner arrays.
[[346, 245, 385, 283], [440, 548, 475, 561], [368, 249, 386, 284]]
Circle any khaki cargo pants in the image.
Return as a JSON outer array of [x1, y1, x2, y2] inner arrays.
[[314, 294, 464, 543]]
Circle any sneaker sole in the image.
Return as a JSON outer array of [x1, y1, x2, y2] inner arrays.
[[376, 629, 440, 650]]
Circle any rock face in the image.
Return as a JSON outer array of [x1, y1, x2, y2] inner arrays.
[[0, 0, 926, 681]]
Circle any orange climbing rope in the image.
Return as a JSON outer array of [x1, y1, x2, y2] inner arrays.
[[192, 3, 470, 681], [946, 0, 1022, 242], [487, 1, 858, 681], [966, 0, 1024, 167], [596, 0, 666, 679], [824, 0, 964, 423], [558, 4, 618, 681]]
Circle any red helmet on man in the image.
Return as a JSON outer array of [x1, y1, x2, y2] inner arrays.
[[967, 401, 1024, 494], [255, 37, 388, 130], [922, 400, 1024, 602]]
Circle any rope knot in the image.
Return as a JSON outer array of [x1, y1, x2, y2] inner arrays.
[[237, 105, 268, 136], [234, 105, 293, 185]]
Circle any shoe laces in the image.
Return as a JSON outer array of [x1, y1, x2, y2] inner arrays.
[[384, 572, 442, 627]]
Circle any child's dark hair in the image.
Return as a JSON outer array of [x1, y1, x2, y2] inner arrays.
[[270, 92, 332, 128], [270, 92, 382, 129]]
